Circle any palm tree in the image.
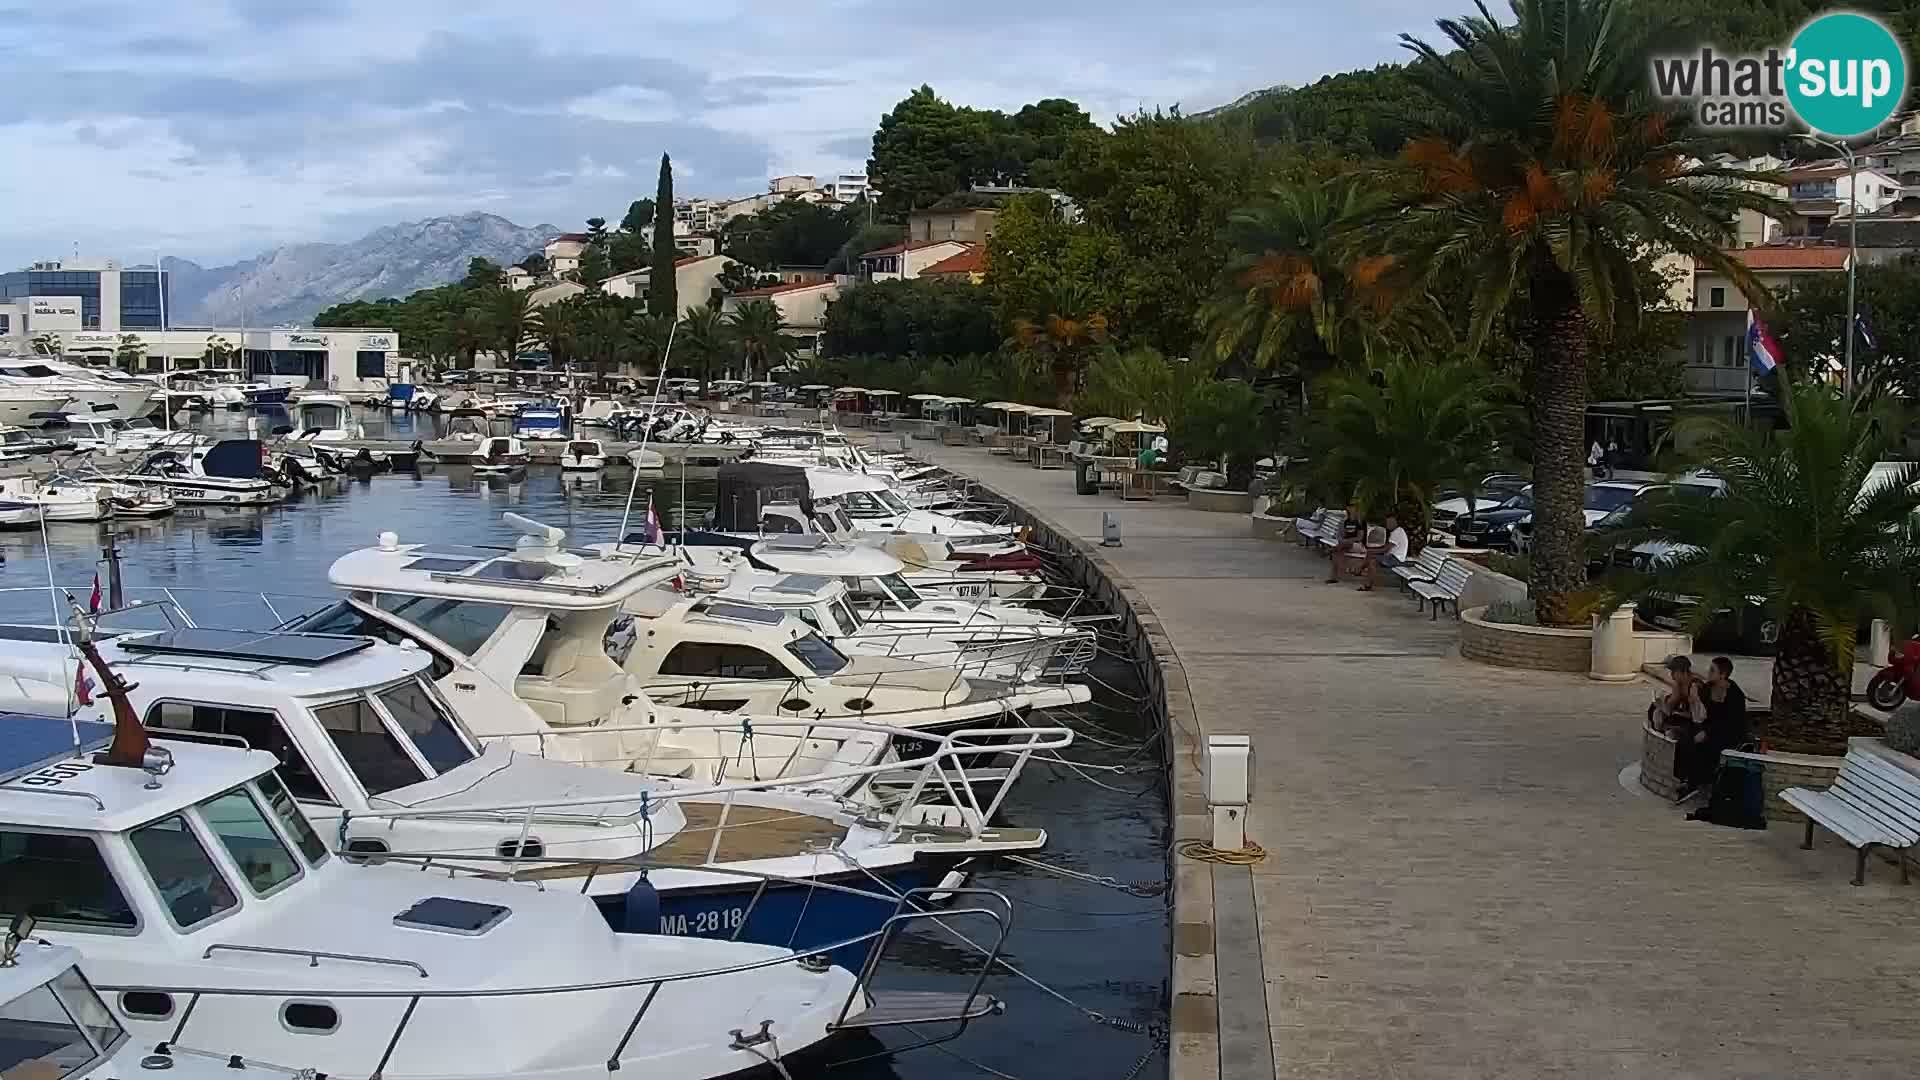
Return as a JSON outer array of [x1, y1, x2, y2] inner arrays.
[[677, 304, 731, 394], [449, 308, 490, 370], [113, 334, 146, 373], [29, 333, 58, 357], [1201, 175, 1432, 377], [1312, 358, 1516, 546], [1623, 382, 1920, 752], [202, 335, 236, 371], [480, 287, 541, 368], [1010, 280, 1110, 406], [726, 299, 795, 382], [1385, 0, 1787, 624], [626, 312, 675, 379], [580, 302, 629, 380], [540, 298, 584, 372], [1077, 347, 1219, 428]]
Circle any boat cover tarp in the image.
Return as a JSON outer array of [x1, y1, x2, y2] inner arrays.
[[202, 439, 268, 479]]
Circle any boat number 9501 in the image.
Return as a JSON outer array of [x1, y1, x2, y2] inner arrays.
[[659, 908, 747, 935]]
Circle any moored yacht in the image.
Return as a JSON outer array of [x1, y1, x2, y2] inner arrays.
[[0, 359, 155, 419], [0, 712, 879, 1080], [108, 440, 282, 505]]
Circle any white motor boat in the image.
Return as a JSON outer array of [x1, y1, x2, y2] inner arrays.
[[0, 937, 273, 1080], [109, 439, 282, 506], [0, 476, 109, 523], [689, 548, 1098, 682], [287, 393, 362, 442], [560, 437, 607, 470], [48, 413, 194, 454], [0, 624, 1054, 969], [514, 404, 569, 442], [691, 462, 1027, 560], [470, 436, 528, 475], [421, 409, 494, 461], [0, 388, 71, 428], [0, 710, 898, 1080], [0, 359, 155, 419], [628, 446, 666, 469]]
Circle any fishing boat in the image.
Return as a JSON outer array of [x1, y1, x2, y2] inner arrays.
[[109, 440, 282, 506], [0, 711, 925, 1080], [0, 622, 1056, 967], [560, 437, 606, 470]]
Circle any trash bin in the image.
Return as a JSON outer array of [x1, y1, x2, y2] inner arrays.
[[1075, 460, 1098, 495]]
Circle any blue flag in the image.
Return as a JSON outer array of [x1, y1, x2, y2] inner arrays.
[[1855, 311, 1878, 352]]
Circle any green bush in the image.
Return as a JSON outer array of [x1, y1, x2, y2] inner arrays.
[[1481, 599, 1538, 626]]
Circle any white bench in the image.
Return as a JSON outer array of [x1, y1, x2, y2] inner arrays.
[[1292, 508, 1330, 545], [1780, 745, 1920, 886], [1308, 512, 1347, 554], [1392, 546, 1448, 590], [1410, 558, 1473, 618]]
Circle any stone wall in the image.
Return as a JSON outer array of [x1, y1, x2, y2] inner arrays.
[[1722, 749, 1845, 823], [1641, 723, 1682, 800], [1188, 489, 1252, 513], [1459, 606, 1594, 672]]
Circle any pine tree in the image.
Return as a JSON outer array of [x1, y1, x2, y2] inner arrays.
[[648, 154, 678, 320]]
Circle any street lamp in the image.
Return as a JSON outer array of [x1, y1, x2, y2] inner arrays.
[[1798, 134, 1860, 401]]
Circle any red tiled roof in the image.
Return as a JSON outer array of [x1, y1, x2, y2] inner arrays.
[[1728, 247, 1850, 270], [550, 232, 590, 242], [858, 239, 963, 258], [920, 245, 987, 276], [733, 280, 837, 298]]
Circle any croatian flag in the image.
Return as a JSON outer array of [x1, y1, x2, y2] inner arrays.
[[87, 573, 101, 615], [645, 500, 666, 547], [1747, 315, 1784, 375], [73, 664, 93, 706]]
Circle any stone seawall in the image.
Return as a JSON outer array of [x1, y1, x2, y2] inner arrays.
[[967, 486, 1209, 1080]]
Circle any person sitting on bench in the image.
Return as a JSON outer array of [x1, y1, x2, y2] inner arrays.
[[1361, 513, 1410, 592], [1327, 506, 1363, 583], [1675, 656, 1748, 797]]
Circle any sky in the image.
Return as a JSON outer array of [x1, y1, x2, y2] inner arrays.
[[0, 0, 1435, 267]]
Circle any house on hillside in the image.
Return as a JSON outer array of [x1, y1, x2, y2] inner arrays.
[[1682, 246, 1850, 393], [908, 207, 997, 245], [722, 280, 838, 358], [857, 239, 971, 282], [543, 234, 590, 276], [602, 254, 734, 312], [1783, 161, 1903, 238], [919, 243, 987, 283]]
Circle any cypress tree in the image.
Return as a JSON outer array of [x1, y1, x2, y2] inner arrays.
[[648, 154, 677, 320]]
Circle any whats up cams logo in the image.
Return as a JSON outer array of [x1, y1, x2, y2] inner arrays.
[[1651, 11, 1909, 138]]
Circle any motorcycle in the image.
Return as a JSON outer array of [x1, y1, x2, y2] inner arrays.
[[1866, 638, 1920, 711]]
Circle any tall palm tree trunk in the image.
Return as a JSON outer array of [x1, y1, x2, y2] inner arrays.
[[1772, 606, 1852, 746], [1527, 267, 1591, 625]]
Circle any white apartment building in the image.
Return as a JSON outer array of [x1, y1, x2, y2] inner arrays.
[[827, 174, 870, 203]]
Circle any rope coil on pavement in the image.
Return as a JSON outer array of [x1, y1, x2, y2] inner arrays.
[[1175, 838, 1268, 865]]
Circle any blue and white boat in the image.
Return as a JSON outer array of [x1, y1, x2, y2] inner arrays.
[[513, 403, 568, 442]]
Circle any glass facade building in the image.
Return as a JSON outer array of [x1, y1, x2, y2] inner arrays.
[[0, 267, 170, 330]]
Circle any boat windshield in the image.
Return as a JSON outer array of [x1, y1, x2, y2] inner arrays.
[[376, 678, 476, 773], [831, 597, 862, 634], [875, 488, 911, 513], [128, 813, 239, 930], [854, 573, 922, 610], [786, 631, 849, 676], [372, 594, 513, 657], [198, 786, 302, 897], [0, 970, 125, 1079]]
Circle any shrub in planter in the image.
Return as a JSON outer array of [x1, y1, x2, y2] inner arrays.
[[1172, 380, 1277, 490]]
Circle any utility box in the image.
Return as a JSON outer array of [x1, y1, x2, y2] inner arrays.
[[1204, 734, 1254, 850]]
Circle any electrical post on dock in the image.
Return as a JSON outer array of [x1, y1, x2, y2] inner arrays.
[[1205, 734, 1254, 851], [99, 538, 124, 610]]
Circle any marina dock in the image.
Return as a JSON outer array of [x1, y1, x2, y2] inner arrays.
[[920, 441, 1920, 1080]]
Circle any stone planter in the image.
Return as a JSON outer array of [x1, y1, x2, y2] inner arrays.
[[1458, 606, 1593, 672], [1719, 747, 1845, 823], [1187, 489, 1253, 513]]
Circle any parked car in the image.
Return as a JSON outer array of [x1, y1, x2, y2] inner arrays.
[[1431, 473, 1530, 534], [1452, 490, 1534, 551]]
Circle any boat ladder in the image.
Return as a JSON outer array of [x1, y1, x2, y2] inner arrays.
[[828, 887, 1010, 1052]]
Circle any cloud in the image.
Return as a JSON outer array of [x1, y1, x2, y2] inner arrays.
[[0, 0, 1433, 265]]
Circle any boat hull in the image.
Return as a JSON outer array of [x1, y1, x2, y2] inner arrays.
[[592, 857, 960, 969]]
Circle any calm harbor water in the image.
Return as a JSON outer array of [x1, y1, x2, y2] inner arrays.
[[0, 407, 1170, 1080]]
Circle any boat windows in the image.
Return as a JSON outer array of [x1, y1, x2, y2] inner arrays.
[[785, 631, 849, 676], [837, 491, 885, 517], [127, 814, 239, 930], [852, 575, 921, 610], [145, 701, 332, 804], [198, 787, 302, 897], [372, 595, 512, 658], [831, 598, 863, 635], [759, 513, 805, 535], [659, 643, 785, 679], [0, 831, 138, 931], [280, 1001, 339, 1035], [285, 601, 454, 679], [118, 991, 174, 1019], [314, 699, 428, 795], [0, 981, 114, 1079], [254, 773, 328, 866], [375, 679, 475, 774]]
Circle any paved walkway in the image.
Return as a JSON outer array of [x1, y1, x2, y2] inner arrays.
[[919, 444, 1920, 1080]]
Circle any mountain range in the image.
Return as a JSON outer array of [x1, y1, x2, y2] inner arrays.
[[164, 212, 561, 327]]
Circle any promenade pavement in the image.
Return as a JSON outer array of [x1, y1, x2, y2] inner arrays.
[[919, 443, 1920, 1080]]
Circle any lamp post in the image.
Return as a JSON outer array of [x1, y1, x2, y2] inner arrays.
[[1799, 134, 1860, 401]]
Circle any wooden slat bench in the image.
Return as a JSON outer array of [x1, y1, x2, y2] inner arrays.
[[1780, 745, 1920, 885], [1410, 558, 1473, 618], [1392, 546, 1448, 591]]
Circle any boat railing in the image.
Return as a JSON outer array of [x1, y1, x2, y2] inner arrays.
[[832, 620, 1081, 681], [200, 944, 430, 979], [351, 722, 1073, 851]]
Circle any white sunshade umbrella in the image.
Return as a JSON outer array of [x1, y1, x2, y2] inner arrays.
[[748, 380, 779, 387], [1080, 416, 1123, 429], [868, 388, 901, 396], [799, 383, 831, 391], [834, 386, 869, 394], [907, 393, 945, 401], [940, 397, 975, 405], [1026, 407, 1073, 418], [1111, 420, 1166, 434]]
